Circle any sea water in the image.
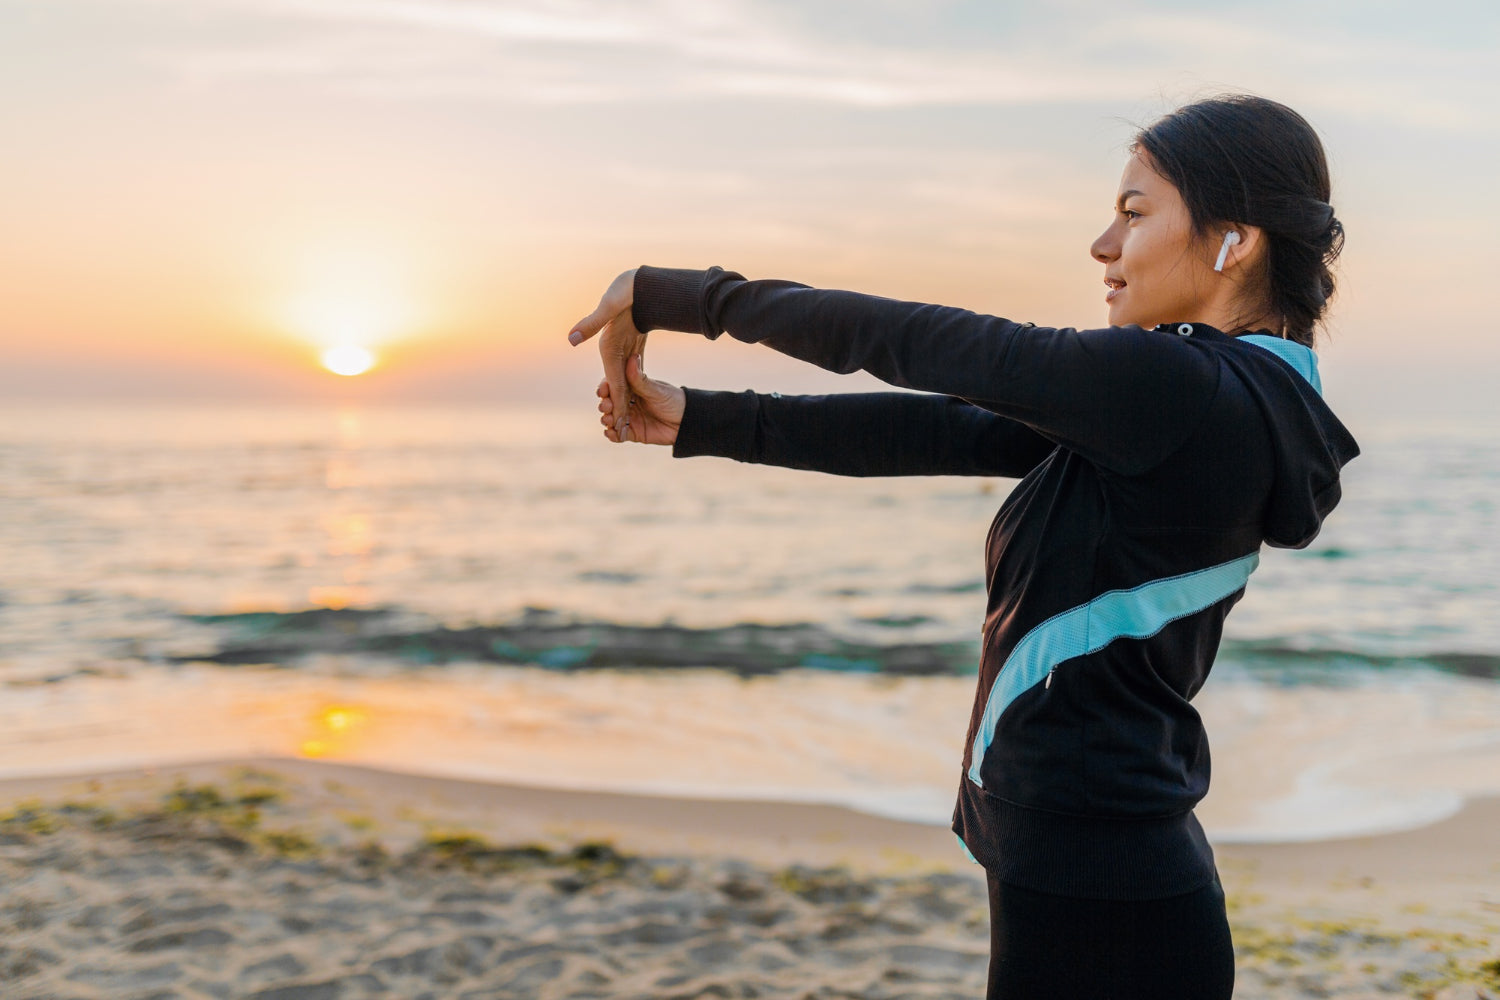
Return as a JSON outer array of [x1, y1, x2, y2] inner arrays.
[[1, 394, 1496, 841]]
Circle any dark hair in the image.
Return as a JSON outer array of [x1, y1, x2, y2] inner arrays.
[[1133, 95, 1343, 346]]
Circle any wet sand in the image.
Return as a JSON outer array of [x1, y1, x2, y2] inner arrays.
[[2, 759, 1497, 999]]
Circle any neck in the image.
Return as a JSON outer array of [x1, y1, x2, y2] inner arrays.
[[1199, 294, 1281, 338]]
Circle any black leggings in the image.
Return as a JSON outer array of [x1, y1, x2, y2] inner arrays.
[[985, 874, 1235, 1000]]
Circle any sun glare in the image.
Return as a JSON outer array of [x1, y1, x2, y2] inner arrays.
[[280, 246, 423, 379], [322, 344, 376, 376]]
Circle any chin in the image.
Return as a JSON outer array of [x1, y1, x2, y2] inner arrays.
[[1109, 305, 1153, 329]]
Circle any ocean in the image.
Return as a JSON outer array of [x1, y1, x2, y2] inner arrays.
[[2, 394, 1496, 843]]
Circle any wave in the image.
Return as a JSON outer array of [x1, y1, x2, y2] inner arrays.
[[1217, 640, 1500, 682], [169, 608, 1500, 682], [174, 607, 980, 677]]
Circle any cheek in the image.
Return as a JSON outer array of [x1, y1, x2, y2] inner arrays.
[[1126, 228, 1191, 297], [1123, 227, 1163, 274], [1116, 229, 1189, 323], [1120, 232, 1162, 304]]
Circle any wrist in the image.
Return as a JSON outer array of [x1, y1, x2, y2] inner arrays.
[[671, 387, 758, 461], [632, 266, 710, 335]]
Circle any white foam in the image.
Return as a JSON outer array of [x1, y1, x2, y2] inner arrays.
[[3, 664, 1499, 843]]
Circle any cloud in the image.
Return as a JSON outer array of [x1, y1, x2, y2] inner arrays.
[[136, 0, 1126, 107], [127, 0, 1499, 127], [1082, 10, 1497, 129]]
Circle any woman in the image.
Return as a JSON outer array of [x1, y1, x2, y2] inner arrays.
[[567, 94, 1359, 999]]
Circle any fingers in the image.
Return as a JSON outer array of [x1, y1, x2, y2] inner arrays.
[[624, 353, 655, 401], [600, 383, 621, 442], [601, 324, 633, 440], [598, 379, 616, 430], [597, 363, 650, 442], [569, 268, 636, 347], [620, 355, 650, 438], [575, 270, 642, 440], [597, 366, 630, 441], [568, 304, 609, 346], [569, 290, 619, 346]]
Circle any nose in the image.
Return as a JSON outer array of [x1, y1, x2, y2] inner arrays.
[[1091, 225, 1118, 264]]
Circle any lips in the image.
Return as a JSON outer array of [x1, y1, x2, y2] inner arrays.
[[1104, 276, 1126, 303]]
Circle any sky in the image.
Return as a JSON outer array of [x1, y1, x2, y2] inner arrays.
[[2, 0, 1497, 405]]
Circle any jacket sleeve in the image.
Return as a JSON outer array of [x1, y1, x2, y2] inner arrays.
[[671, 388, 1056, 478], [634, 266, 1222, 477]]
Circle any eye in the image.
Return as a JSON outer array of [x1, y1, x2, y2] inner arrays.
[[1120, 208, 1141, 221]]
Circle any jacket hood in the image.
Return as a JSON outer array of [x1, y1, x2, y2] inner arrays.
[[1221, 334, 1361, 549]]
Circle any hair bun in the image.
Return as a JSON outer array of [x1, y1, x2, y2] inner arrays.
[[1316, 214, 1345, 261], [1308, 199, 1335, 232]]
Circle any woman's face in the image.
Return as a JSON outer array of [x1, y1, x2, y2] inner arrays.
[[1090, 152, 1212, 329]]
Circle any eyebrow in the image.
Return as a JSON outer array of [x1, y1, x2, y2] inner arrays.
[[1115, 189, 1145, 210]]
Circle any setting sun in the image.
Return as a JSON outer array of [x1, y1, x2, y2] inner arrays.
[[322, 344, 376, 376], [278, 244, 425, 381]]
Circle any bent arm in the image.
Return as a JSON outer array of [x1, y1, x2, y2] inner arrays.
[[633, 266, 1221, 476], [672, 389, 1055, 478]]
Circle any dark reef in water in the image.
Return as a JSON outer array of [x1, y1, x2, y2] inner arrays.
[[172, 607, 981, 677], [164, 608, 1500, 683], [1216, 640, 1500, 683]]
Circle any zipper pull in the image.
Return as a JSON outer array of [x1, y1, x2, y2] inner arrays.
[[1045, 667, 1056, 689]]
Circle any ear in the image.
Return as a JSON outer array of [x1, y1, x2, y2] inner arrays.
[[1216, 224, 1264, 273]]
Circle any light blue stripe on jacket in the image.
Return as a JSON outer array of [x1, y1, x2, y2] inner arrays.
[[966, 551, 1260, 787]]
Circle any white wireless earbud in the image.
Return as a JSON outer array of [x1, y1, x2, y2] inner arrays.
[[1213, 230, 1241, 272]]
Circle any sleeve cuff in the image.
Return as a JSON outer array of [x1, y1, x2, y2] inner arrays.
[[632, 266, 710, 335], [671, 388, 759, 461]]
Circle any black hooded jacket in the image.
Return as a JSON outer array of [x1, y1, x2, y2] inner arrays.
[[631, 265, 1360, 900]]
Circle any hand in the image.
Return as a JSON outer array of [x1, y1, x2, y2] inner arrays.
[[569, 268, 644, 440], [597, 354, 685, 446]]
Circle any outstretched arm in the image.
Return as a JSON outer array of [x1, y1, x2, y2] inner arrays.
[[592, 357, 1054, 478], [625, 267, 1222, 477], [674, 388, 1055, 479]]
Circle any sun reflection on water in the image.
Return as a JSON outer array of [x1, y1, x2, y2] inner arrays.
[[299, 703, 369, 758], [310, 407, 374, 610]]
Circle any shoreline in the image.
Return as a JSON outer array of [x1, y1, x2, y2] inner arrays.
[[3, 758, 1498, 999], [4, 756, 1500, 873], [9, 663, 1500, 849], [4, 756, 1498, 904], [0, 757, 975, 877]]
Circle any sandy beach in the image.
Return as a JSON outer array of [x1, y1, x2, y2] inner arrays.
[[2, 759, 1497, 999]]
